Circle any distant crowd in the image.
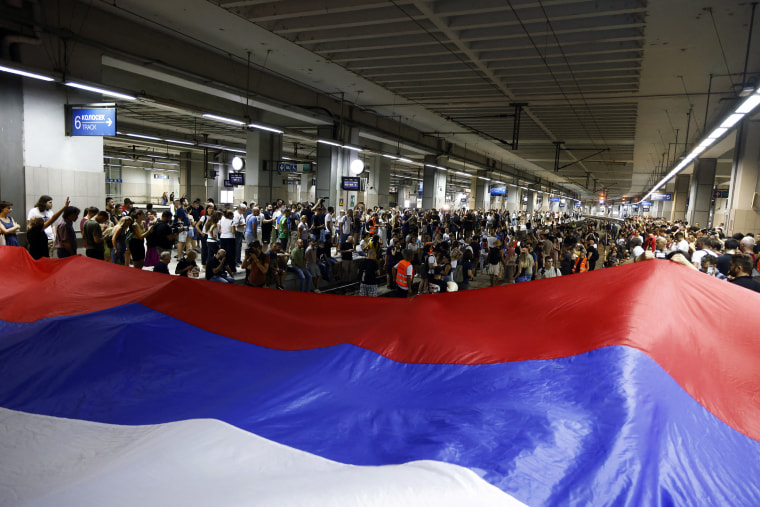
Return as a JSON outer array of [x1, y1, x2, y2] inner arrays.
[[1, 194, 759, 295]]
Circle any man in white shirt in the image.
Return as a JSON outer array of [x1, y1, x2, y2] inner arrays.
[[324, 206, 335, 244], [691, 236, 718, 269], [233, 204, 247, 266], [339, 209, 353, 244]]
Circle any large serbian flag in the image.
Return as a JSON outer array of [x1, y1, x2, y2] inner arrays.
[[1, 245, 759, 506]]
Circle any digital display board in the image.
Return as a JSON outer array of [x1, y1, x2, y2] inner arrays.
[[229, 173, 244, 185], [342, 176, 360, 190], [490, 186, 506, 196]]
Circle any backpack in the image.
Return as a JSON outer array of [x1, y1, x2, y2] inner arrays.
[[453, 264, 464, 283]]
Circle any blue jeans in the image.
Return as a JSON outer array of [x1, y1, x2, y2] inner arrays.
[[209, 274, 233, 283], [292, 266, 312, 292]]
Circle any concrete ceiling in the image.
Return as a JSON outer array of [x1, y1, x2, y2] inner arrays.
[[7, 0, 759, 201], [103, 0, 760, 200]]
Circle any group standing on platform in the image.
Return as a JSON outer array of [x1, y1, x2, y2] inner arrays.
[[2, 194, 759, 295]]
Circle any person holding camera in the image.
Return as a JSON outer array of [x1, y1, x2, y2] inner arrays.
[[241, 241, 269, 288]]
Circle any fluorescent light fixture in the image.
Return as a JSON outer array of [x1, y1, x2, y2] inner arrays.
[[146, 154, 167, 159], [282, 156, 291, 160], [398, 157, 413, 163], [122, 165, 142, 169], [247, 122, 283, 134], [706, 127, 728, 139], [164, 138, 194, 146], [0, 64, 55, 81], [454, 171, 472, 178], [721, 113, 745, 129], [697, 137, 717, 148], [203, 114, 245, 125], [343, 145, 363, 152], [383, 154, 398, 159], [736, 94, 760, 114], [477, 176, 491, 181], [126, 133, 161, 141], [65, 82, 135, 101], [317, 139, 342, 147], [155, 162, 179, 166]]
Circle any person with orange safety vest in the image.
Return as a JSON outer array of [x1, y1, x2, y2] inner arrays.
[[366, 212, 379, 236], [392, 249, 415, 298], [572, 246, 589, 274]]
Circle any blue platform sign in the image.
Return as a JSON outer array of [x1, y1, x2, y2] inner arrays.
[[640, 201, 653, 207], [490, 186, 506, 196], [277, 162, 298, 172], [549, 197, 560, 203], [651, 192, 672, 201], [70, 107, 116, 136]]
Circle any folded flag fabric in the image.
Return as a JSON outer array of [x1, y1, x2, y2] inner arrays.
[[0, 246, 759, 506]]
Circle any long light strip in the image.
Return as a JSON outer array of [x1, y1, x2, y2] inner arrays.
[[203, 113, 245, 126], [0, 64, 54, 82], [317, 139, 342, 147], [65, 82, 135, 101], [165, 138, 194, 146], [643, 86, 760, 201], [248, 122, 284, 134]]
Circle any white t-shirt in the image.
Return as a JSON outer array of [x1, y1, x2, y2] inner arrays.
[[339, 215, 352, 235], [219, 217, 235, 239], [632, 245, 645, 258], [232, 211, 246, 233], [325, 212, 334, 233], [27, 207, 54, 241], [692, 249, 718, 266], [674, 239, 690, 253]]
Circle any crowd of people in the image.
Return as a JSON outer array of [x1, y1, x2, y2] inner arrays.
[[2, 194, 759, 295]]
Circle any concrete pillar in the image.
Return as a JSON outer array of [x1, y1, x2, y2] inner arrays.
[[507, 185, 520, 213], [0, 73, 24, 229], [526, 190, 537, 214], [365, 154, 391, 209], [246, 130, 283, 205], [651, 200, 662, 218], [671, 174, 690, 222], [473, 178, 490, 210], [727, 120, 760, 235], [180, 151, 209, 203], [398, 185, 413, 209], [686, 158, 716, 228], [422, 161, 446, 210]]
